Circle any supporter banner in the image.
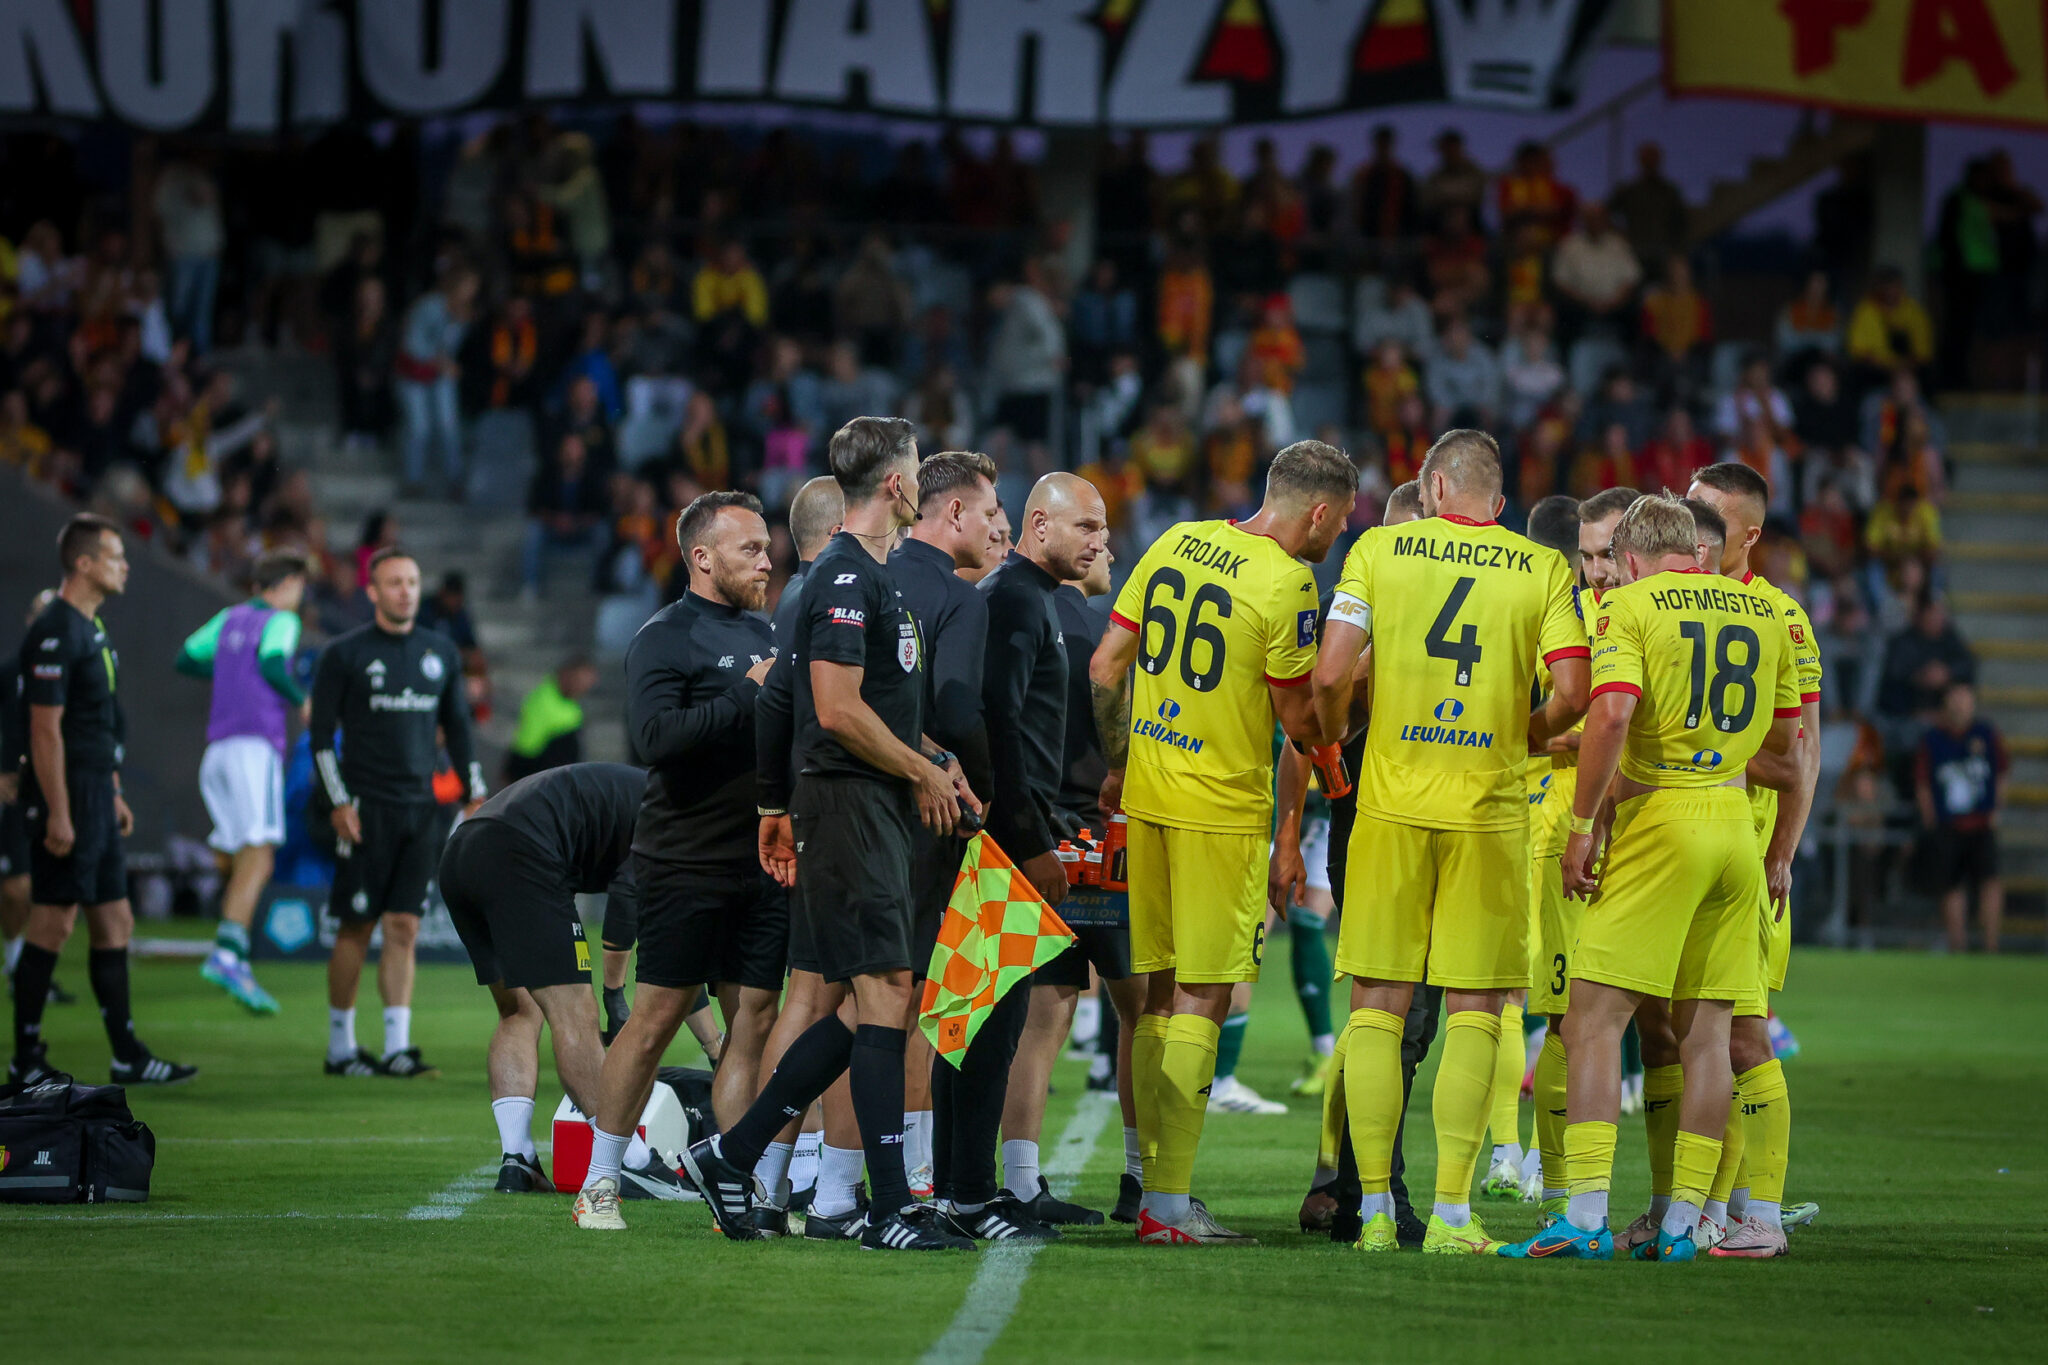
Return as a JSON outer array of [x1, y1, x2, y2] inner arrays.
[[1666, 0, 2048, 128], [0, 0, 1611, 136]]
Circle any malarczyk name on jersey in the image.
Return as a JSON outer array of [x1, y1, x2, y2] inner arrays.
[[1391, 533, 1536, 572]]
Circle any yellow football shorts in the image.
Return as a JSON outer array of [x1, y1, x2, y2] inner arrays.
[[1335, 814, 1530, 990], [1736, 808, 1794, 1015], [1572, 786, 1762, 1003], [1528, 848, 1576, 1015], [1126, 816, 1268, 984]]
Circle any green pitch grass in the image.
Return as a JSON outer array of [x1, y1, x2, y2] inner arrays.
[[9, 942, 2046, 1363]]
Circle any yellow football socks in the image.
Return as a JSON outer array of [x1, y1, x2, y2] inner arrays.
[[1489, 1003, 1525, 1151], [1532, 1031, 1569, 1192], [1131, 1014, 1170, 1187], [1670, 1129, 1723, 1213], [1318, 1018, 1353, 1173], [1342, 1007, 1407, 1194], [1151, 1014, 1219, 1196], [1432, 1010, 1503, 1206], [1562, 1119, 1617, 1230], [1642, 1064, 1685, 1199], [1736, 1059, 1792, 1203], [1708, 1088, 1746, 1206]]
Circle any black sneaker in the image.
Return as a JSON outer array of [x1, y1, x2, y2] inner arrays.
[[1329, 1207, 1363, 1244], [950, 1193, 1061, 1242], [324, 1047, 381, 1077], [1395, 1209, 1428, 1249], [862, 1203, 976, 1251], [678, 1135, 759, 1240], [1024, 1174, 1104, 1226], [621, 1150, 699, 1202], [1111, 1172, 1142, 1224], [377, 1048, 438, 1079], [748, 1205, 791, 1238], [7, 1044, 57, 1086], [110, 1049, 198, 1086], [803, 1186, 870, 1241], [495, 1152, 553, 1193]]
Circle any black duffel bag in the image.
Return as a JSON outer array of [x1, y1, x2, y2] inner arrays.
[[0, 1076, 156, 1204]]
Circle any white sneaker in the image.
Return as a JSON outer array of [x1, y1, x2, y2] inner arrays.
[[1206, 1075, 1288, 1115], [573, 1176, 627, 1230], [1695, 1213, 1727, 1251]]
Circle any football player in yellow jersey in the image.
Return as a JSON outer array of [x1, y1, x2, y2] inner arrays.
[[1688, 462, 1823, 1257], [1502, 493, 1801, 1263], [1089, 439, 1358, 1246], [1311, 430, 1589, 1255]]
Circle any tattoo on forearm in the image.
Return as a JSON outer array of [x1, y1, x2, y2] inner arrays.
[[1091, 679, 1131, 767]]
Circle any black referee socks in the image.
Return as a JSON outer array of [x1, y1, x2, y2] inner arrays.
[[851, 1024, 912, 1215], [88, 947, 142, 1063], [720, 1015, 854, 1173], [11, 943, 59, 1057]]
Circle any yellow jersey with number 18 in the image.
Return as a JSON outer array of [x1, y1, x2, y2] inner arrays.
[[1331, 515, 1587, 832], [1110, 519, 1319, 835], [1588, 568, 1801, 786]]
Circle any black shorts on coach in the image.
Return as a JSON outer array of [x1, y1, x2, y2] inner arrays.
[[440, 818, 591, 990], [791, 773, 917, 983], [1035, 923, 1133, 989], [25, 772, 126, 907], [601, 864, 639, 950], [633, 854, 789, 992], [329, 799, 442, 923]]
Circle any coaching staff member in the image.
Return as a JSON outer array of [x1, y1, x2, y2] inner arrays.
[[575, 492, 780, 1232], [310, 545, 483, 1079], [10, 515, 193, 1086], [686, 416, 980, 1253]]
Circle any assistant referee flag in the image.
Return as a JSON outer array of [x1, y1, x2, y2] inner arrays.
[[919, 834, 1075, 1067]]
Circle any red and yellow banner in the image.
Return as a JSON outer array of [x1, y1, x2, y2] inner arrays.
[[1667, 0, 2048, 127]]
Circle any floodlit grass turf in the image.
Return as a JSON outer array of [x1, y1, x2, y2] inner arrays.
[[9, 943, 2046, 1363]]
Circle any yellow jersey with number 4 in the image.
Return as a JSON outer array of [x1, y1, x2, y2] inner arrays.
[[1589, 568, 1802, 787], [1331, 515, 1587, 832], [1110, 520, 1319, 835]]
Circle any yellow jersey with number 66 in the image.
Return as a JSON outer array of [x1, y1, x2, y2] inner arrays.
[[1589, 568, 1802, 786], [1110, 519, 1319, 835], [1331, 515, 1587, 832]]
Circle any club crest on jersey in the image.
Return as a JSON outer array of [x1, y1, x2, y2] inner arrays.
[[1434, 698, 1465, 723], [420, 653, 444, 682], [1597, 616, 1610, 636], [897, 621, 919, 673], [1789, 623, 1806, 645]]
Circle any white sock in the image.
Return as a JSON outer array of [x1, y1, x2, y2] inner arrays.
[[1088, 1052, 1113, 1082], [1701, 1198, 1728, 1228], [1311, 1032, 1335, 1058], [946, 1197, 987, 1217], [1123, 1126, 1142, 1181], [813, 1143, 865, 1217], [1566, 1189, 1608, 1233], [492, 1097, 536, 1159], [1142, 1190, 1190, 1222], [1648, 1193, 1672, 1222], [1491, 1142, 1522, 1168], [755, 1141, 795, 1207], [624, 1130, 651, 1169], [1728, 1185, 1751, 1221], [1002, 1138, 1040, 1195], [382, 1005, 411, 1058], [790, 1129, 822, 1194], [586, 1126, 630, 1187], [328, 1007, 357, 1063], [904, 1109, 932, 1179], [1433, 1200, 1470, 1228], [4, 935, 21, 975], [1663, 1198, 1703, 1238], [1358, 1191, 1395, 1221], [1747, 1198, 1783, 1230], [1072, 995, 1100, 1045]]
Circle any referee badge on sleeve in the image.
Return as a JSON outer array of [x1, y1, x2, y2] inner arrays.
[[898, 620, 920, 673]]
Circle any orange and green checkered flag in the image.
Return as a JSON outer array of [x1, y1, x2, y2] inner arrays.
[[919, 833, 1074, 1067]]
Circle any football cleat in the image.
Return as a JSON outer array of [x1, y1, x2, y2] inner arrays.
[[803, 1195, 870, 1241], [1614, 1211, 1659, 1254], [1695, 1214, 1727, 1251], [1024, 1175, 1104, 1226], [201, 950, 280, 1015], [1354, 1211, 1399, 1252], [1633, 1228, 1698, 1261], [678, 1136, 759, 1240], [1498, 1220, 1614, 1260], [1300, 1187, 1338, 1232], [1112, 1173, 1143, 1224], [1535, 1196, 1569, 1231], [1782, 1201, 1820, 1229], [621, 1150, 698, 1202], [1423, 1212, 1503, 1255], [862, 1204, 975, 1251], [1396, 1209, 1429, 1249], [8, 1044, 57, 1086], [324, 1047, 381, 1077], [748, 1205, 791, 1238], [494, 1152, 553, 1193], [948, 1194, 1061, 1242], [572, 1177, 626, 1230], [1289, 1053, 1334, 1097], [908, 1161, 935, 1201], [1206, 1075, 1288, 1114], [1711, 1217, 1789, 1258], [377, 1048, 438, 1079], [1185, 1197, 1255, 1243], [110, 1049, 197, 1086], [1482, 1156, 1524, 1199]]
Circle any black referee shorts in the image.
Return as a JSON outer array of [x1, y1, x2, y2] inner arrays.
[[440, 818, 591, 990], [329, 799, 442, 924], [792, 773, 917, 984], [602, 866, 639, 950], [25, 772, 126, 907], [633, 853, 789, 993], [1035, 924, 1134, 989]]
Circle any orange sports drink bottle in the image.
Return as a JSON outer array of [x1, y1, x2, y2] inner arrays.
[[1308, 743, 1352, 800], [1103, 814, 1129, 892]]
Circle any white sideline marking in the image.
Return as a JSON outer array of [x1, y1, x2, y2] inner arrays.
[[2, 1212, 391, 1224], [405, 1163, 501, 1221], [919, 1090, 1115, 1365], [160, 1135, 467, 1146]]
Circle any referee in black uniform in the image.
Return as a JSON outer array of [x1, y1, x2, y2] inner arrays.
[[5, 588, 73, 1009], [685, 415, 981, 1253], [10, 515, 193, 1086], [310, 545, 484, 1078]]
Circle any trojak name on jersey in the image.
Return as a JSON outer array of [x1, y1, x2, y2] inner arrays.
[[1171, 533, 1248, 579]]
